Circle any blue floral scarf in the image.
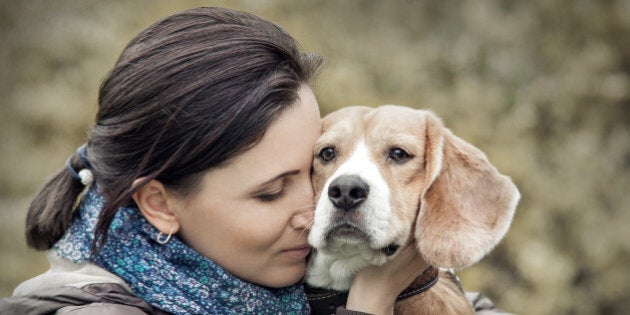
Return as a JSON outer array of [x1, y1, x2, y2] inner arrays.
[[54, 187, 309, 315]]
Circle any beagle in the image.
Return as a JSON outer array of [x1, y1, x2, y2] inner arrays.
[[306, 105, 520, 314]]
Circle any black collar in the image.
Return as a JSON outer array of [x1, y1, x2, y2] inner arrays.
[[397, 265, 439, 299], [305, 266, 439, 314]]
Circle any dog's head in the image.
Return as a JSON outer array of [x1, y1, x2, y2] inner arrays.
[[308, 105, 519, 269]]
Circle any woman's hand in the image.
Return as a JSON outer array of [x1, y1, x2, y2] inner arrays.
[[345, 243, 429, 315]]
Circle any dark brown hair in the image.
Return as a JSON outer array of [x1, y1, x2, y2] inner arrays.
[[26, 7, 323, 251]]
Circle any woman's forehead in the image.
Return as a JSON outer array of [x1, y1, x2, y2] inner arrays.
[[202, 85, 321, 186]]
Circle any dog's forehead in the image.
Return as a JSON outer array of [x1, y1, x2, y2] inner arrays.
[[319, 106, 370, 145], [322, 106, 370, 129], [368, 105, 426, 133], [322, 105, 426, 139]]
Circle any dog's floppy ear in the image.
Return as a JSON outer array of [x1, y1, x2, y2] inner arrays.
[[415, 111, 520, 269]]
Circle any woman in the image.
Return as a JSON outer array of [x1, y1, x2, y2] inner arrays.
[[0, 7, 426, 314]]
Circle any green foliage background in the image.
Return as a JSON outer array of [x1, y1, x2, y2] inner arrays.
[[1, 1, 628, 314]]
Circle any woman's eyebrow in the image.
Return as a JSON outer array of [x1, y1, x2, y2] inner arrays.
[[260, 169, 300, 186]]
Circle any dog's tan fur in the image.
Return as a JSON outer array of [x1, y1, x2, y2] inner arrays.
[[308, 105, 519, 314]]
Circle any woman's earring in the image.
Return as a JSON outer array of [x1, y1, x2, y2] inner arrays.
[[156, 225, 175, 245]]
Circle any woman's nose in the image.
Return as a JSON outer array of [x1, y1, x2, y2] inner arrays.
[[290, 207, 314, 231], [290, 176, 316, 230]]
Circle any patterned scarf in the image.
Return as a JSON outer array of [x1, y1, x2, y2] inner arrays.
[[54, 187, 309, 315]]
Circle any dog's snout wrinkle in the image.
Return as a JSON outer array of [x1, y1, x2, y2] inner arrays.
[[327, 175, 369, 212]]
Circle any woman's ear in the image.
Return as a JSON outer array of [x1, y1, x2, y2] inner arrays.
[[414, 111, 520, 269], [132, 179, 181, 235]]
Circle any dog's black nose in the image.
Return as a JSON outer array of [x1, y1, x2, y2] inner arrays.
[[328, 175, 369, 211]]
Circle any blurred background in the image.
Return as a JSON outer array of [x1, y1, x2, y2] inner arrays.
[[1, 0, 628, 314]]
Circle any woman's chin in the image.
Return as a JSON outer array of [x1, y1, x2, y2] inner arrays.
[[257, 263, 307, 288]]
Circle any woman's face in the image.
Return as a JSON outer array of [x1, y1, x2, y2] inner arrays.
[[172, 85, 321, 287]]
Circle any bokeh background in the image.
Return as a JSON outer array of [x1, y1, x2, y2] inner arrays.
[[1, 1, 628, 314]]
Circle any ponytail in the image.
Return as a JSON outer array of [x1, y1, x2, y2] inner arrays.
[[25, 152, 89, 250]]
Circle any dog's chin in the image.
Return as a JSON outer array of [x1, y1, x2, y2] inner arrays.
[[308, 225, 404, 290], [325, 224, 370, 245], [320, 224, 402, 258]]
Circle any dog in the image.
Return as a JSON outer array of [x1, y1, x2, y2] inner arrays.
[[306, 105, 520, 314]]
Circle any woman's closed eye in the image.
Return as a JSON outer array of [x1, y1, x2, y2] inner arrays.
[[256, 188, 286, 202], [252, 170, 300, 203]]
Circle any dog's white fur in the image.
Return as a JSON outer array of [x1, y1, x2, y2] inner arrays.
[[307, 105, 519, 311], [308, 140, 397, 289]]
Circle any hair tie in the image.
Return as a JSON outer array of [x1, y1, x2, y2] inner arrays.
[[65, 144, 94, 186], [76, 144, 92, 169]]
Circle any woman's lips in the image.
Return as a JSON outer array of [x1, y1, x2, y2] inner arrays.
[[281, 246, 311, 260]]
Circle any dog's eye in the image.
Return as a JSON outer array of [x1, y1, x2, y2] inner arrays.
[[318, 147, 336, 163], [388, 148, 411, 163]]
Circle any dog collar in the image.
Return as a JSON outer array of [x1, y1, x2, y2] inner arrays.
[[397, 265, 439, 299], [305, 266, 439, 314]]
